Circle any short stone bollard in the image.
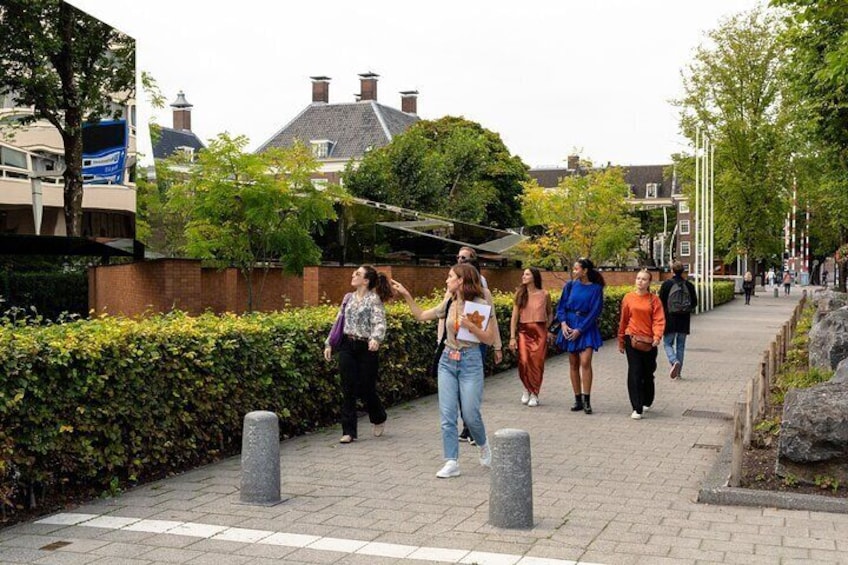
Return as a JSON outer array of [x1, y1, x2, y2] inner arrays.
[[239, 410, 282, 505], [489, 428, 533, 529]]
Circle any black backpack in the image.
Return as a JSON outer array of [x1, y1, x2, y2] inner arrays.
[[667, 280, 693, 314]]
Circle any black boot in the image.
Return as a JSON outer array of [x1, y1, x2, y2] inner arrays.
[[583, 394, 593, 414], [570, 394, 584, 411]]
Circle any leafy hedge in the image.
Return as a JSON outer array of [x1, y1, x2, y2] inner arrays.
[[0, 270, 88, 320], [0, 281, 733, 517]]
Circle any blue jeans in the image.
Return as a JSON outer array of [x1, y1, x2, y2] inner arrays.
[[663, 333, 687, 373], [438, 347, 487, 461]]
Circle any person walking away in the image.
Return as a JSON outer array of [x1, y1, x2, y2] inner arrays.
[[552, 258, 605, 414], [509, 268, 552, 407], [658, 261, 697, 380], [783, 271, 792, 295], [392, 264, 497, 478], [323, 265, 394, 444], [618, 269, 666, 420], [767, 267, 775, 290], [742, 271, 755, 305], [822, 269, 829, 288]]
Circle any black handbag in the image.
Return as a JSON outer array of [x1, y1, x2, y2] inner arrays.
[[429, 298, 452, 379]]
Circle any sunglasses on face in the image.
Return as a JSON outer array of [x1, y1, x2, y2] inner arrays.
[[456, 255, 470, 262]]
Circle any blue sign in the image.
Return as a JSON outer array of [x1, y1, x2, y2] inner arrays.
[[82, 119, 127, 184]]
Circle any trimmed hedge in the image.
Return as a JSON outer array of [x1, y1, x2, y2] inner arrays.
[[0, 270, 88, 320], [0, 281, 733, 516]]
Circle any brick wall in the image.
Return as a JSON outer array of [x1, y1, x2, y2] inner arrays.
[[89, 260, 674, 317]]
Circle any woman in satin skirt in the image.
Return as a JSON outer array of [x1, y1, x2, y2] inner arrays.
[[509, 268, 553, 407]]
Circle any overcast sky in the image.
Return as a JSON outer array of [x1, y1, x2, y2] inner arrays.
[[70, 0, 761, 168]]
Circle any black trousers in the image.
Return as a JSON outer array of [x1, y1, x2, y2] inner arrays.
[[338, 336, 386, 438], [625, 336, 657, 413]]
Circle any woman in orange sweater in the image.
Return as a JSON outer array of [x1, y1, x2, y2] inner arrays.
[[508, 267, 553, 407], [618, 269, 666, 420]]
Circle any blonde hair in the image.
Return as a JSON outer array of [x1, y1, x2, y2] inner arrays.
[[637, 268, 653, 283]]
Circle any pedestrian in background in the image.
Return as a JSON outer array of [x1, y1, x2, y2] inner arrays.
[[553, 258, 605, 415], [783, 271, 792, 295], [658, 261, 698, 380], [742, 271, 755, 305], [618, 269, 666, 420], [392, 264, 497, 479], [508, 267, 552, 407], [323, 265, 394, 444]]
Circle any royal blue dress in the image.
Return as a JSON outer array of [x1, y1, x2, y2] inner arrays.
[[555, 280, 604, 353]]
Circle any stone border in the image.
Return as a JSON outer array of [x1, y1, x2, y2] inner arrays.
[[698, 436, 848, 514]]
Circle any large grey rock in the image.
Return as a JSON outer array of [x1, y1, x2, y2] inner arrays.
[[808, 306, 848, 370], [834, 358, 848, 385], [240, 410, 281, 505], [778, 382, 848, 485], [489, 429, 533, 529], [812, 290, 848, 324]]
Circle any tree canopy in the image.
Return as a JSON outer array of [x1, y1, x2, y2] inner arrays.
[[674, 7, 791, 266], [0, 0, 135, 237], [343, 116, 528, 228], [519, 166, 640, 268], [168, 134, 341, 311]]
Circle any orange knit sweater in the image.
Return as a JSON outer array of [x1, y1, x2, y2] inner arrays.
[[618, 291, 666, 348]]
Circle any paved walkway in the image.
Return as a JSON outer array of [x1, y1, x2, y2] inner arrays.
[[3, 288, 848, 565]]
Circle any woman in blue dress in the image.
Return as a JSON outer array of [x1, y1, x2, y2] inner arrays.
[[553, 258, 605, 414]]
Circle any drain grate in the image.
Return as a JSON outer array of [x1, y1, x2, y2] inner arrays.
[[40, 541, 72, 551], [692, 443, 723, 451], [682, 409, 732, 420]]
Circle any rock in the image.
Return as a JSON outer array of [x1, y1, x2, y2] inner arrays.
[[808, 306, 848, 370], [778, 382, 848, 485], [834, 358, 848, 385], [812, 290, 848, 324]]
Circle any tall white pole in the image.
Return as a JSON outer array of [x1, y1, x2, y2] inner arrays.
[[694, 128, 700, 301], [709, 142, 715, 310]]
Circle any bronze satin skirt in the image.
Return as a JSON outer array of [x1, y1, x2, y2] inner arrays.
[[517, 321, 548, 395]]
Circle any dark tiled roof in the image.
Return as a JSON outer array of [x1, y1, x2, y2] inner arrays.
[[256, 101, 419, 159], [529, 164, 678, 199], [152, 127, 205, 160]]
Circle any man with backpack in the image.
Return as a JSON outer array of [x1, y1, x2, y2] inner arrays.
[[658, 261, 698, 380]]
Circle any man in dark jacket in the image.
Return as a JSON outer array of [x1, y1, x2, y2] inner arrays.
[[658, 261, 698, 379]]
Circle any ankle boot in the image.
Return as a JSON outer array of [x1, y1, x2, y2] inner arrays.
[[583, 394, 593, 414], [570, 394, 584, 411]]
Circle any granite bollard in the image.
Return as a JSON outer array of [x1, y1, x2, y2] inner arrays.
[[489, 428, 533, 529], [240, 410, 281, 505]]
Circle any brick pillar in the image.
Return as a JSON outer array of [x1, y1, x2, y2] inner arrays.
[[303, 266, 320, 306]]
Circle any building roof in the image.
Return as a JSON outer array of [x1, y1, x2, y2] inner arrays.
[[255, 101, 419, 159], [529, 164, 678, 199], [152, 126, 205, 160]]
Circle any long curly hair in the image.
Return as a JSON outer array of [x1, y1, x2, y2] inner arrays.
[[515, 267, 542, 309]]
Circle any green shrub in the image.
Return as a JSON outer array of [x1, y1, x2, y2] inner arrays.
[[0, 280, 732, 517], [0, 270, 87, 320]]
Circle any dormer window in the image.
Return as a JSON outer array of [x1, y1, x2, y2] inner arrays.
[[175, 146, 195, 162], [310, 139, 333, 159], [646, 183, 659, 198]]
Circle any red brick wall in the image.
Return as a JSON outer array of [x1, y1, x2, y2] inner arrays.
[[89, 260, 674, 317]]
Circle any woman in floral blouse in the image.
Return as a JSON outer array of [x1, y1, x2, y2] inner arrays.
[[324, 265, 394, 444]]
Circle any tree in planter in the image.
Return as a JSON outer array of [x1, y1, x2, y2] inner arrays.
[[0, 0, 135, 237], [168, 134, 342, 312], [518, 166, 640, 268]]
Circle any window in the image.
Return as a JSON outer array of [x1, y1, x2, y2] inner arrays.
[[680, 241, 691, 256], [311, 178, 328, 190], [0, 145, 27, 169], [310, 140, 332, 159], [679, 201, 689, 214], [175, 146, 195, 162], [680, 219, 690, 235], [645, 183, 658, 198]]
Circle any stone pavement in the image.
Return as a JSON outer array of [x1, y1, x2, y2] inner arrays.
[[3, 289, 848, 565]]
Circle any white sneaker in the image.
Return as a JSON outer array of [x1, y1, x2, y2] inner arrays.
[[436, 460, 460, 478], [528, 395, 539, 407], [642, 405, 651, 412], [521, 391, 530, 404], [479, 443, 492, 467], [631, 411, 642, 420]]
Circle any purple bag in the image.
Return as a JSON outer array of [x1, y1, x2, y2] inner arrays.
[[328, 294, 351, 350]]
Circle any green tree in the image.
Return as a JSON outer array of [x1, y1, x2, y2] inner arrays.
[[169, 134, 341, 311], [0, 0, 135, 237], [775, 0, 848, 290], [674, 8, 791, 266], [344, 116, 528, 228], [519, 167, 640, 268]]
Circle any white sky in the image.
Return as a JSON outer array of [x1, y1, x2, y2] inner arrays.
[[70, 0, 761, 168]]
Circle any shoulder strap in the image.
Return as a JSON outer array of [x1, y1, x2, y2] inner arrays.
[[438, 297, 453, 346]]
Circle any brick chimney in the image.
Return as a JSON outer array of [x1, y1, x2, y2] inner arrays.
[[310, 76, 330, 103], [400, 90, 418, 115], [359, 72, 379, 101], [567, 154, 580, 171], [171, 91, 193, 131]]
